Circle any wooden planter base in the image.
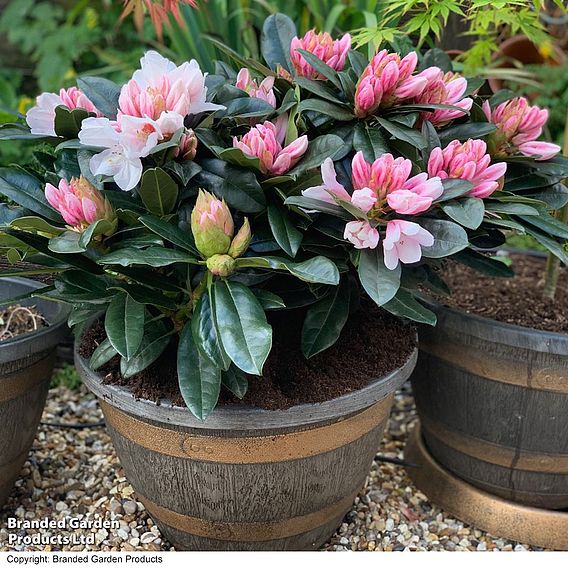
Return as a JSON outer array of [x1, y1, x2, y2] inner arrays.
[[405, 424, 568, 551]]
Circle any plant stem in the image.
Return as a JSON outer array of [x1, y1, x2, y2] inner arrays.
[[542, 108, 568, 300]]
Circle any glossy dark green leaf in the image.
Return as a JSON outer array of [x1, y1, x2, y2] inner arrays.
[[251, 289, 286, 310], [297, 99, 353, 121], [90, 338, 118, 371], [294, 77, 346, 105], [178, 321, 222, 421], [222, 97, 275, 118], [376, 117, 426, 149], [420, 219, 469, 258], [165, 161, 202, 186], [284, 195, 351, 220], [121, 323, 173, 378], [353, 123, 389, 162], [104, 292, 145, 359], [439, 122, 496, 143], [77, 76, 121, 120], [454, 250, 514, 277], [301, 278, 350, 358], [221, 366, 248, 399], [294, 49, 342, 89], [441, 198, 485, 229], [48, 230, 86, 254], [99, 246, 198, 267], [420, 48, 452, 72], [518, 211, 568, 239], [139, 168, 179, 216], [523, 226, 568, 265], [212, 279, 272, 375], [54, 106, 91, 139], [268, 204, 302, 257], [261, 13, 297, 73], [358, 247, 401, 306], [288, 134, 344, 176], [383, 288, 437, 325], [436, 178, 474, 202], [139, 215, 198, 254], [0, 123, 54, 141]]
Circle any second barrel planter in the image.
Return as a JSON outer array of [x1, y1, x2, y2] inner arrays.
[[411, 300, 568, 510], [76, 339, 417, 551]]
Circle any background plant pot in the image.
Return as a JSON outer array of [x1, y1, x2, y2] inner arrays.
[[488, 35, 566, 94], [76, 342, 417, 551], [0, 277, 70, 509], [411, 300, 568, 510]]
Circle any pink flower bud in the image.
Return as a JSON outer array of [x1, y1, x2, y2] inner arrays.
[[354, 50, 426, 117], [191, 190, 234, 258], [290, 30, 351, 80], [174, 129, 198, 161], [236, 69, 277, 107], [483, 97, 561, 160], [427, 139, 507, 199], [45, 177, 116, 234], [383, 220, 434, 270], [344, 220, 380, 249], [228, 218, 252, 258], [233, 120, 308, 175]]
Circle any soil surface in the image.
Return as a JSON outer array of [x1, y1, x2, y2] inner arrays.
[[440, 254, 568, 333], [79, 300, 416, 410], [0, 304, 46, 342]]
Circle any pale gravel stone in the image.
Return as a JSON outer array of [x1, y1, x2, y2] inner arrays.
[[0, 383, 542, 552]]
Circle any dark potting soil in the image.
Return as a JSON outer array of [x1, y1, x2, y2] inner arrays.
[[440, 254, 568, 333], [0, 304, 46, 342], [79, 300, 416, 410]]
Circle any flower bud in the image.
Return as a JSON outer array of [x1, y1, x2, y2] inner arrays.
[[175, 129, 198, 161], [228, 217, 251, 258], [206, 254, 236, 277], [191, 190, 234, 258]]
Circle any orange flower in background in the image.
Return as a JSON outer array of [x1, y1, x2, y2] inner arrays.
[[120, 0, 197, 40]]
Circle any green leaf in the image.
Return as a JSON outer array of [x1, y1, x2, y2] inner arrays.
[[436, 178, 474, 202], [0, 167, 60, 222], [518, 211, 568, 239], [196, 159, 265, 213], [77, 149, 104, 189], [383, 288, 437, 325], [192, 291, 230, 371], [485, 202, 540, 216], [165, 161, 202, 186], [376, 117, 426, 149], [295, 77, 346, 105], [454, 250, 514, 277], [10, 216, 64, 236], [100, 246, 198, 268], [48, 230, 85, 253], [420, 48, 452, 72], [294, 49, 342, 89], [222, 97, 275, 118], [90, 338, 118, 371], [301, 278, 350, 358], [439, 122, 496, 143], [353, 123, 389, 162], [221, 366, 248, 399], [251, 289, 286, 310], [236, 255, 340, 285], [54, 106, 91, 139], [121, 323, 172, 378], [523, 227, 568, 266], [0, 123, 54, 141], [178, 321, 222, 421], [139, 168, 179, 216], [139, 215, 198, 254], [78, 219, 116, 249], [284, 195, 351, 220], [358, 247, 401, 306], [268, 204, 302, 257], [104, 293, 145, 359], [441, 198, 485, 229], [288, 134, 344, 177], [77, 76, 121, 120], [297, 99, 354, 121], [212, 147, 262, 171], [420, 219, 469, 258], [261, 13, 297, 73], [212, 279, 272, 375]]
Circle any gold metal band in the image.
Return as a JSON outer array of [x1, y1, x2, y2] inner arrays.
[[100, 395, 392, 465], [420, 339, 568, 394], [421, 414, 568, 474], [0, 353, 54, 403], [139, 490, 358, 542], [406, 425, 568, 551]]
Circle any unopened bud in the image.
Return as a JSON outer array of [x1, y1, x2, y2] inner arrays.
[[206, 254, 236, 277], [228, 218, 251, 258]]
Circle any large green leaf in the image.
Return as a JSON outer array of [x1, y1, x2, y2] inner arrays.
[[104, 293, 145, 359], [221, 97, 275, 119], [212, 279, 272, 375], [454, 250, 514, 277], [295, 77, 346, 105], [139, 168, 179, 216], [120, 322, 173, 378], [268, 204, 302, 257], [99, 246, 198, 267], [439, 122, 496, 143], [294, 49, 342, 89], [441, 198, 485, 229], [236, 255, 340, 285], [178, 321, 222, 421], [301, 278, 350, 358], [49, 230, 86, 254], [54, 106, 91, 139], [358, 247, 401, 306], [221, 366, 248, 399], [523, 226, 568, 265], [90, 338, 118, 371], [77, 76, 121, 120], [436, 178, 474, 202], [382, 289, 437, 325], [0, 167, 60, 222], [195, 159, 265, 213], [288, 135, 344, 177], [261, 13, 296, 73], [376, 117, 426, 149], [485, 202, 539, 216], [297, 99, 354, 121], [139, 215, 198, 255], [518, 211, 568, 239], [419, 219, 469, 258], [251, 289, 286, 310], [353, 123, 389, 162]]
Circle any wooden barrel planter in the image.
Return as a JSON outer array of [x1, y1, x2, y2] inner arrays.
[[76, 343, 417, 551], [0, 277, 70, 509], [410, 300, 568, 511]]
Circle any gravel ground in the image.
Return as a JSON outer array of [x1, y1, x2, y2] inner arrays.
[[0, 381, 538, 552]]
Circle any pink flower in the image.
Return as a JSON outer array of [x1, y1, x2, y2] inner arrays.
[[45, 177, 115, 233], [236, 69, 276, 107], [290, 30, 351, 80], [414, 67, 473, 127], [483, 97, 561, 160], [232, 120, 308, 175], [383, 220, 434, 270], [428, 139, 507, 199], [354, 50, 427, 117], [344, 220, 380, 249], [26, 87, 100, 136], [118, 51, 223, 121]]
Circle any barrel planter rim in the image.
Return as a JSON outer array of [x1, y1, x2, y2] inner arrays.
[[75, 328, 418, 431], [0, 277, 71, 363]]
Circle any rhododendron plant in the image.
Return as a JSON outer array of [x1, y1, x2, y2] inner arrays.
[[1, 13, 566, 420]]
